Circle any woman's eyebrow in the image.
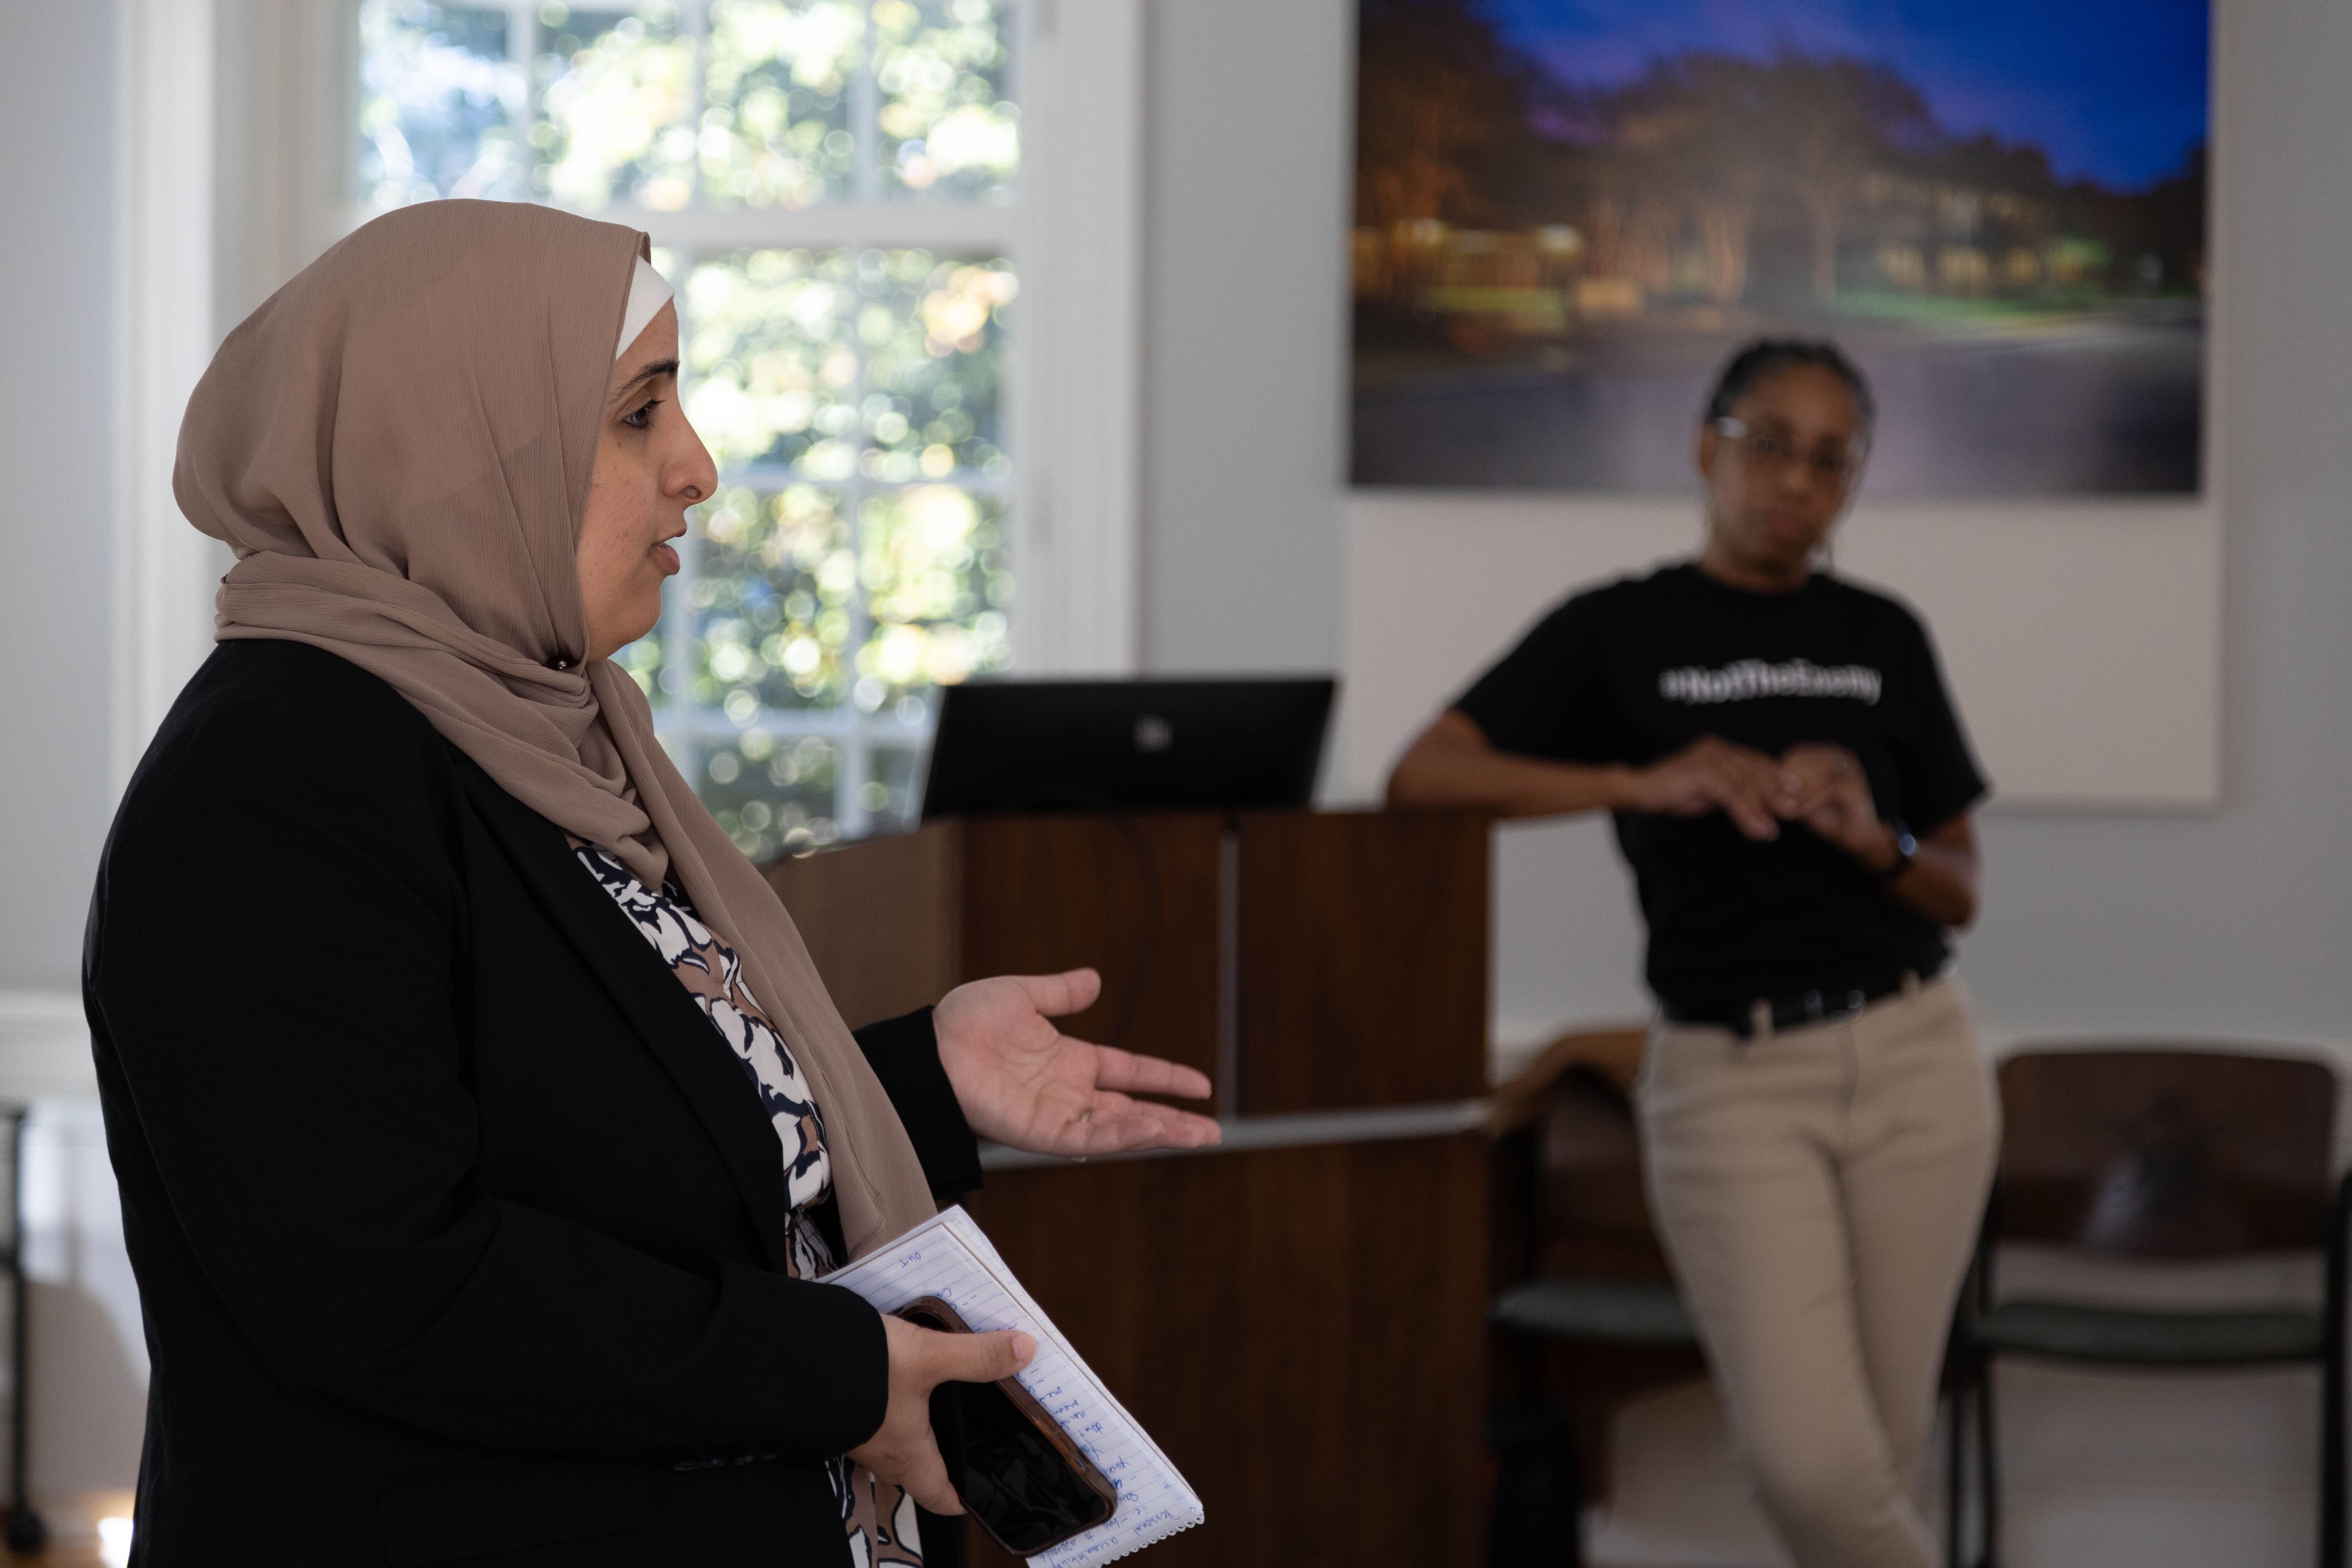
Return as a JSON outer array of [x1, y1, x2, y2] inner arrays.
[[610, 357, 680, 406]]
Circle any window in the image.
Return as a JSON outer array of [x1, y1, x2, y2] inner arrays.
[[356, 0, 1023, 853]]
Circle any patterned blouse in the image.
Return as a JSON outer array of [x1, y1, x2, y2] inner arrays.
[[574, 842, 926, 1566]]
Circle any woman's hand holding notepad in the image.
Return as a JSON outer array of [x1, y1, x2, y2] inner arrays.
[[824, 1206, 1206, 1565]]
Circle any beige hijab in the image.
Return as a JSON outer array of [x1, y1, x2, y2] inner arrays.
[[173, 198, 936, 1260]]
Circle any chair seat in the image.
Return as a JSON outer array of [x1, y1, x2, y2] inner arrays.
[[1975, 1298, 2324, 1365], [1492, 1277, 1699, 1346]]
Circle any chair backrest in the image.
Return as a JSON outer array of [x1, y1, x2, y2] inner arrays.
[[1486, 1026, 1646, 1138], [1995, 1046, 2337, 1258], [1486, 1027, 1668, 1282]]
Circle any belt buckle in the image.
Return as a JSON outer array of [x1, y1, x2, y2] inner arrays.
[[1795, 987, 1869, 1028]]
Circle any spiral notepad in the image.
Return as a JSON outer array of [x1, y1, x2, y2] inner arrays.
[[822, 1205, 1205, 1565]]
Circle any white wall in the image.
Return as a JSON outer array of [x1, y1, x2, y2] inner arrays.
[[2, 2, 118, 996], [1138, 0, 1350, 676], [0, 3, 149, 1534], [1958, 0, 2352, 1047]]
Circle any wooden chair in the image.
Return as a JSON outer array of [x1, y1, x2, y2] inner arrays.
[[1951, 1046, 2352, 1568], [1486, 1028, 1703, 1567]]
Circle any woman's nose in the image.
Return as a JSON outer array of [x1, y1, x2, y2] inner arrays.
[[676, 429, 719, 503]]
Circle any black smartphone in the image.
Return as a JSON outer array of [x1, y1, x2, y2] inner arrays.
[[895, 1297, 1120, 1555]]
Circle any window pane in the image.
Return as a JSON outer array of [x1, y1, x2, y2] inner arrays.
[[683, 248, 1011, 479], [358, 2, 528, 207], [531, 4, 697, 211], [853, 484, 1010, 708], [684, 249, 864, 473], [690, 485, 857, 715], [360, 0, 1022, 215], [352, 3, 1024, 844], [684, 247, 1014, 731], [701, 0, 864, 208], [703, 733, 841, 858], [615, 622, 669, 703], [865, 744, 925, 832], [860, 253, 1013, 481], [874, 0, 1018, 203]]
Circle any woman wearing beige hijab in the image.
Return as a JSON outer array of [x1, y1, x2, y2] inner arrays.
[[84, 199, 1216, 1566]]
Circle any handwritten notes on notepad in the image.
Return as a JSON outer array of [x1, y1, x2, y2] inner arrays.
[[822, 1206, 1205, 1565]]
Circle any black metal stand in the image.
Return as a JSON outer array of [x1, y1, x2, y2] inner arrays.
[[1487, 1396, 1583, 1568], [3, 1106, 45, 1554], [2318, 1171, 2350, 1568]]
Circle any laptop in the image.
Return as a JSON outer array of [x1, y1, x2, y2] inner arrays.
[[919, 677, 1337, 819]]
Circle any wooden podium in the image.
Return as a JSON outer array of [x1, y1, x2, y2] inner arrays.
[[767, 809, 1492, 1566]]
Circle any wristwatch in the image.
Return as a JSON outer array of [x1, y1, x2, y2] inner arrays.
[[1875, 822, 1918, 882]]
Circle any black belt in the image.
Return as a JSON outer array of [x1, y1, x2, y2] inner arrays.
[[1662, 970, 1918, 1040]]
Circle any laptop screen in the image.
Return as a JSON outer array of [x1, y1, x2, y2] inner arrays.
[[919, 678, 1336, 819]]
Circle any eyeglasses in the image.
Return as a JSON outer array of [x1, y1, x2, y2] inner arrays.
[[1711, 417, 1864, 491]]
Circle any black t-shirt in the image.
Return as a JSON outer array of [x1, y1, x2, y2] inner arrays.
[[1455, 563, 1988, 1013]]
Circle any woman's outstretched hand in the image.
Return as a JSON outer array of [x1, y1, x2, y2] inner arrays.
[[933, 969, 1223, 1158], [847, 1314, 1034, 1511]]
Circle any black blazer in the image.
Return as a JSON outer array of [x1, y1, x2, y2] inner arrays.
[[85, 641, 982, 1566]]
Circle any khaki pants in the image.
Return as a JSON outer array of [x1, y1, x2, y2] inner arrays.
[[1637, 975, 1998, 1568]]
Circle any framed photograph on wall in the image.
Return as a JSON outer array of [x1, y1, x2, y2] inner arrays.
[[1350, 0, 2211, 497]]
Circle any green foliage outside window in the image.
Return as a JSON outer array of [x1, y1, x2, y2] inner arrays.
[[357, 0, 1019, 855]]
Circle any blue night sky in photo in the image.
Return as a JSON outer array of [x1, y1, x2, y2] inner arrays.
[[1486, 0, 2209, 191]]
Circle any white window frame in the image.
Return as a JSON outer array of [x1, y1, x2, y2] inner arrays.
[[114, 0, 227, 788], [118, 0, 1143, 824]]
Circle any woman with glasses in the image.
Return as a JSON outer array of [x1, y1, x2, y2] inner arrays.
[[1389, 339, 1993, 1568]]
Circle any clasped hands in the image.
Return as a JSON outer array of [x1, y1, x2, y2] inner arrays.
[[1626, 735, 1898, 869], [847, 968, 1220, 1513]]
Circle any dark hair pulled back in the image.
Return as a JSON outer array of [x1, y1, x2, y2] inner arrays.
[[1702, 338, 1875, 441]]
